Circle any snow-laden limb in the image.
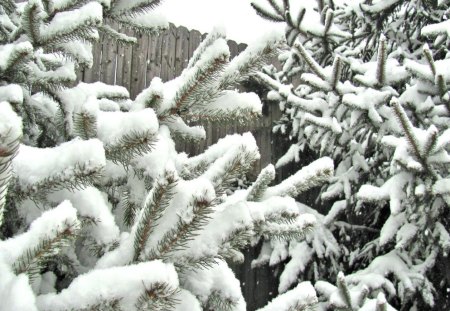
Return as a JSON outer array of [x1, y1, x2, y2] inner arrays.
[[12, 138, 106, 201], [181, 132, 260, 187], [247, 164, 275, 201], [183, 259, 246, 311], [256, 281, 318, 311], [36, 260, 179, 311], [0, 103, 21, 226], [0, 201, 79, 277], [0, 42, 33, 72], [39, 2, 103, 47], [357, 172, 411, 215], [263, 157, 334, 199], [48, 187, 120, 265], [315, 274, 397, 311]]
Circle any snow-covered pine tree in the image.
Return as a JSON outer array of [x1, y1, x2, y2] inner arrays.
[[252, 0, 450, 310], [0, 1, 335, 310]]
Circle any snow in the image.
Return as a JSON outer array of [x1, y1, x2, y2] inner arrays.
[[221, 28, 284, 81], [0, 85, 23, 105], [0, 102, 22, 149], [264, 157, 334, 198], [97, 108, 158, 145], [396, 223, 418, 249], [40, 2, 103, 41], [257, 281, 317, 311], [158, 37, 230, 114], [0, 262, 37, 311], [37, 261, 179, 311], [0, 201, 78, 266], [48, 187, 120, 247], [183, 259, 246, 310], [204, 90, 262, 116], [357, 172, 411, 215], [433, 179, 450, 195], [278, 242, 314, 293], [0, 42, 33, 71], [119, 11, 169, 30], [380, 213, 406, 246], [13, 138, 106, 189], [422, 19, 450, 37]]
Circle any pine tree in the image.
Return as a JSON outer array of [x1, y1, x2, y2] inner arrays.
[[252, 0, 450, 310], [0, 1, 334, 310]]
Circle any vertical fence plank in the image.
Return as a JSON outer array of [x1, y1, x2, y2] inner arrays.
[[100, 32, 118, 85], [130, 33, 149, 99], [83, 35, 103, 83], [161, 24, 177, 81], [116, 29, 134, 92], [146, 33, 163, 86], [175, 26, 190, 77]]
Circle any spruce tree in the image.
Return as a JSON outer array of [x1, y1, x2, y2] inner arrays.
[[0, 1, 334, 310], [252, 0, 450, 310]]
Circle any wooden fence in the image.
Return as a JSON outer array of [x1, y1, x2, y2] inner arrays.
[[79, 23, 303, 310]]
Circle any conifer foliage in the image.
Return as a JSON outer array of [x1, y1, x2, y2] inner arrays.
[[0, 1, 334, 310], [252, 0, 450, 310]]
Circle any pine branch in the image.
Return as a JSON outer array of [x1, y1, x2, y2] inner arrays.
[[187, 107, 261, 124], [219, 41, 281, 90], [66, 299, 122, 311], [336, 272, 353, 310], [47, 0, 92, 19], [161, 57, 227, 119], [247, 164, 276, 201], [110, 0, 164, 18], [391, 99, 424, 166], [99, 24, 137, 45], [115, 17, 168, 36], [174, 254, 220, 273], [218, 226, 253, 262], [14, 161, 104, 203], [376, 35, 387, 86], [180, 160, 209, 180], [423, 44, 436, 76], [0, 0, 16, 15], [1, 45, 33, 84], [212, 148, 259, 196], [133, 171, 177, 262], [323, 8, 334, 35], [147, 195, 215, 260], [330, 55, 342, 90], [293, 41, 327, 81], [205, 290, 239, 311], [22, 1, 42, 44], [251, 2, 284, 22], [123, 189, 140, 227], [255, 219, 314, 241], [73, 111, 97, 140], [187, 28, 226, 70], [135, 281, 179, 311], [12, 221, 79, 280], [0, 132, 20, 227], [267, 0, 285, 17], [39, 25, 99, 48], [105, 130, 158, 166]]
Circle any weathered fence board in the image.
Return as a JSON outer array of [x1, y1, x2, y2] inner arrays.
[[81, 23, 292, 311]]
